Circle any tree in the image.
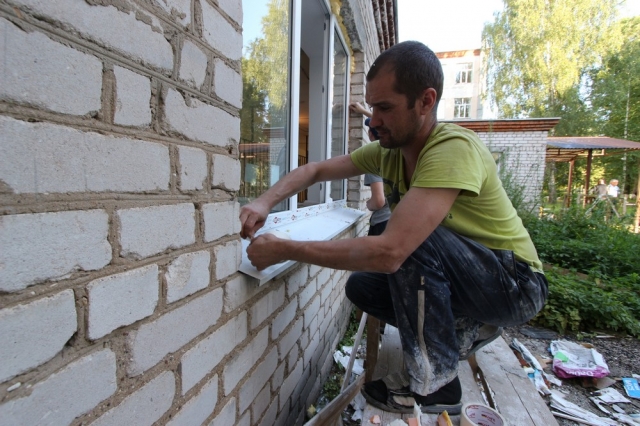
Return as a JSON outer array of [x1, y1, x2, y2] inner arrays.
[[483, 0, 620, 118]]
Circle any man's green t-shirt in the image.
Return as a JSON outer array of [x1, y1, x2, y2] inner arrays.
[[350, 122, 543, 272]]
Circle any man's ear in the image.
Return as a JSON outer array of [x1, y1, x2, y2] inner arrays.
[[418, 88, 437, 116]]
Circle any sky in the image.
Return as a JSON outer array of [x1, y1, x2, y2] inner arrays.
[[398, 0, 640, 53]]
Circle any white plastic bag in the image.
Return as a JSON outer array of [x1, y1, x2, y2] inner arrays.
[[549, 340, 610, 379]]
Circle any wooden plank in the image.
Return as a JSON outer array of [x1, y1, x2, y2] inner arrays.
[[366, 316, 381, 382], [475, 337, 559, 426], [304, 374, 365, 426], [372, 324, 403, 380]]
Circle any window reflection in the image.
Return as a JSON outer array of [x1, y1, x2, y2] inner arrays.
[[240, 0, 291, 211], [330, 29, 348, 201]]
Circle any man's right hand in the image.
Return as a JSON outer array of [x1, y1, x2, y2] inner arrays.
[[239, 200, 270, 239]]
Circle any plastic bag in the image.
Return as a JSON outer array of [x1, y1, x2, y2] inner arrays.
[[549, 340, 610, 379]]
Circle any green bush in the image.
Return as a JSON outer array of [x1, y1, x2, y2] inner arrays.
[[532, 268, 640, 337]]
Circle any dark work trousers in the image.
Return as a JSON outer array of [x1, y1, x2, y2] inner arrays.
[[346, 225, 548, 396], [368, 220, 387, 236]]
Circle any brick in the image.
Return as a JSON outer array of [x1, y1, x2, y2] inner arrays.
[[271, 299, 297, 340], [238, 347, 277, 412], [164, 89, 240, 147], [208, 397, 236, 426], [211, 154, 241, 191], [0, 210, 111, 292], [92, 371, 174, 426], [200, 0, 242, 60], [178, 145, 208, 191], [278, 318, 302, 360], [203, 201, 239, 242], [118, 203, 195, 259], [179, 40, 208, 88], [250, 384, 271, 423], [217, 0, 242, 24], [278, 360, 302, 411], [0, 350, 116, 425], [127, 289, 223, 376], [298, 279, 316, 309], [0, 116, 170, 194], [222, 327, 268, 394], [166, 251, 211, 303], [250, 285, 285, 330], [154, 0, 191, 27], [286, 267, 308, 297], [181, 312, 247, 393], [236, 411, 251, 426], [114, 66, 152, 126], [223, 274, 261, 313], [272, 363, 285, 393], [213, 58, 241, 108], [12, 0, 173, 70], [87, 265, 159, 340], [0, 290, 76, 382], [304, 296, 320, 330], [316, 268, 331, 287], [214, 240, 241, 280], [166, 376, 217, 426], [0, 18, 101, 115]]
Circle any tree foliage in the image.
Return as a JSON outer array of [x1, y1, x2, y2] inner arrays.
[[483, 0, 620, 118]]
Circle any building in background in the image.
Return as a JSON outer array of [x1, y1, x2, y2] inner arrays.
[[437, 49, 493, 120]]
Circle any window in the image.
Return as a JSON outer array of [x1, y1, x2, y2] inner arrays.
[[455, 62, 473, 84], [239, 0, 350, 212], [454, 98, 471, 118]]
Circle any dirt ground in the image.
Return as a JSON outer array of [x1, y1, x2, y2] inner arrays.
[[502, 325, 640, 425]]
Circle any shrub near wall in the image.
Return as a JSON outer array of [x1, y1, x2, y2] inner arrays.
[[0, 1, 365, 425]]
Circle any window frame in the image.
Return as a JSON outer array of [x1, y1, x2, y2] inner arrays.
[[455, 62, 473, 84], [454, 97, 471, 118]]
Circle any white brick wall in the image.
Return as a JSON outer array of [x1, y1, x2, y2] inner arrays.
[[12, 0, 173, 70], [178, 145, 208, 191], [222, 327, 268, 395], [118, 203, 196, 259], [164, 89, 240, 147], [203, 201, 240, 242], [200, 0, 242, 61], [181, 312, 247, 394], [214, 58, 242, 108], [0, 116, 170, 194], [166, 376, 218, 426], [127, 288, 223, 376], [212, 154, 241, 191], [0, 290, 76, 382], [214, 240, 241, 280], [0, 18, 102, 115], [0, 350, 117, 426], [1, 0, 362, 423], [0, 210, 111, 292], [250, 285, 285, 330], [87, 265, 159, 340], [114, 66, 152, 126], [278, 361, 303, 411], [179, 40, 208, 88], [91, 371, 175, 426], [166, 251, 211, 303]]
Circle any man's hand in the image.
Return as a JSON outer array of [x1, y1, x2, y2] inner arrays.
[[246, 234, 288, 270], [239, 200, 270, 239]]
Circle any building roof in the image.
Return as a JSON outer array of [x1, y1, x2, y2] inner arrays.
[[546, 136, 640, 162], [444, 118, 561, 133]]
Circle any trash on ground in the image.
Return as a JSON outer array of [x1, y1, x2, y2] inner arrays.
[[332, 348, 364, 376], [436, 410, 453, 426], [550, 340, 610, 379], [350, 392, 366, 421], [511, 338, 554, 394], [550, 391, 618, 426], [369, 414, 381, 424], [593, 387, 631, 404], [387, 419, 407, 426], [589, 396, 611, 414], [622, 378, 640, 399]]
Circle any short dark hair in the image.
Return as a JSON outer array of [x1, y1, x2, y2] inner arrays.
[[366, 41, 443, 110]]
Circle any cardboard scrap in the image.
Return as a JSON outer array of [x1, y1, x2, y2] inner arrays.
[[622, 377, 640, 399]]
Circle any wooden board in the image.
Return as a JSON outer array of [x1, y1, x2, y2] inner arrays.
[[475, 338, 559, 426]]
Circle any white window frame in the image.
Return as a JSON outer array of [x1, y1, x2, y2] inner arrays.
[[454, 97, 471, 118], [455, 62, 473, 84], [240, 0, 360, 283]]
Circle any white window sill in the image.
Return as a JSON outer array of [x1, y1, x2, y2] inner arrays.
[[239, 201, 366, 285]]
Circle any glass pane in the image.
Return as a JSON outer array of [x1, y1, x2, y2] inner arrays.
[[240, 0, 291, 212], [330, 29, 348, 201]]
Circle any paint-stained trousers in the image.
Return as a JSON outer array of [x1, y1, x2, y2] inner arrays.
[[345, 225, 548, 396]]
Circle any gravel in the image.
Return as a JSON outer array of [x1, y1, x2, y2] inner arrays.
[[502, 325, 640, 425]]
